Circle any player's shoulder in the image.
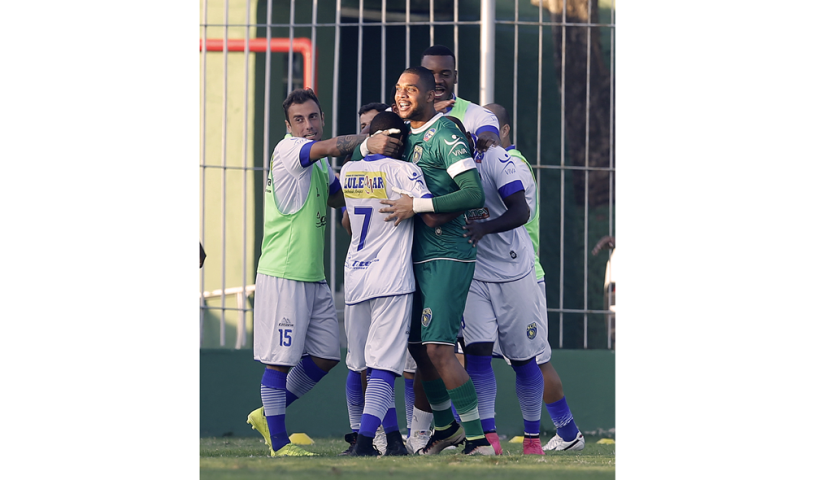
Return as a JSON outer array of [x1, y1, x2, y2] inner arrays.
[[274, 135, 311, 152]]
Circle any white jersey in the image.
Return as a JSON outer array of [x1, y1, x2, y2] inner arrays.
[[271, 135, 338, 214], [441, 95, 500, 142], [467, 146, 535, 283], [340, 154, 432, 304]]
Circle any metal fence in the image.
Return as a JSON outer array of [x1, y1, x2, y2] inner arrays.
[[199, 0, 615, 351]]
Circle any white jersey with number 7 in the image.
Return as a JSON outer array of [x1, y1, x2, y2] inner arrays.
[[340, 154, 432, 305]]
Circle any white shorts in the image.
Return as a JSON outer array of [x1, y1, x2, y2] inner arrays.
[[344, 294, 412, 375], [462, 272, 546, 362], [253, 273, 341, 366], [493, 279, 552, 365], [404, 351, 417, 374]]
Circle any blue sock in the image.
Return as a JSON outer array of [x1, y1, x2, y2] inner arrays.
[[451, 404, 461, 424], [260, 368, 290, 451], [404, 378, 415, 437], [346, 370, 364, 433], [546, 396, 578, 441], [359, 369, 396, 437], [466, 354, 497, 431], [382, 395, 399, 435], [511, 361, 544, 436], [285, 356, 328, 406]]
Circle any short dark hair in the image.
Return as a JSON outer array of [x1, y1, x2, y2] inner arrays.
[[422, 45, 456, 65], [369, 111, 409, 159], [358, 102, 389, 117], [483, 103, 509, 129], [402, 66, 435, 94], [282, 88, 322, 122]]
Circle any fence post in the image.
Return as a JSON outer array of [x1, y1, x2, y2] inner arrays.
[[480, 0, 496, 105]]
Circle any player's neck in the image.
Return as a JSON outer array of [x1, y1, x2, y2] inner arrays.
[[408, 108, 438, 130]]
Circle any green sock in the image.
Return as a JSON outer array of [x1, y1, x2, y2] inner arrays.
[[421, 378, 456, 429], [447, 380, 485, 440]]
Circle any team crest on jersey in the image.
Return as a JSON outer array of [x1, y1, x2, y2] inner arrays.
[[527, 322, 538, 340], [411, 145, 423, 164], [343, 172, 388, 199], [421, 308, 433, 327], [423, 128, 436, 142]]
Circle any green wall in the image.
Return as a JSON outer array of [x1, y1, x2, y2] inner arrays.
[[200, 349, 614, 438]]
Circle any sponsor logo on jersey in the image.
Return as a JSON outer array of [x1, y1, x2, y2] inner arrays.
[[510, 250, 517, 259], [451, 147, 468, 157], [421, 308, 433, 327], [347, 258, 380, 270], [434, 227, 443, 236], [466, 207, 490, 221], [527, 322, 538, 340], [343, 172, 388, 199], [316, 211, 327, 228], [423, 128, 436, 142], [411, 145, 423, 164], [279, 317, 294, 327]]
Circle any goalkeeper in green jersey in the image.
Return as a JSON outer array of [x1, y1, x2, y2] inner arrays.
[[370, 66, 494, 456]]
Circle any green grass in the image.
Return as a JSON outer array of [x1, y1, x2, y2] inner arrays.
[[200, 435, 615, 480]]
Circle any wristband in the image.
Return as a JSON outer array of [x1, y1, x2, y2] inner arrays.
[[412, 197, 435, 214], [359, 138, 370, 157]]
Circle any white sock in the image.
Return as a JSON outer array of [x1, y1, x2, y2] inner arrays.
[[411, 407, 434, 435]]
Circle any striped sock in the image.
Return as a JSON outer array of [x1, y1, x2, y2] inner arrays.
[[421, 377, 456, 429], [260, 369, 290, 451], [466, 354, 497, 432], [546, 396, 578, 441], [345, 370, 364, 432], [404, 378, 415, 437], [447, 380, 485, 440], [359, 369, 396, 437], [511, 361, 544, 436], [285, 356, 328, 405]]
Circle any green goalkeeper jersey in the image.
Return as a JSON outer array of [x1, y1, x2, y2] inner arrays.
[[406, 113, 480, 263]]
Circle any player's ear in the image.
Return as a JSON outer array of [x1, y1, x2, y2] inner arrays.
[[453, 70, 458, 85], [285, 120, 292, 133], [320, 111, 325, 127]]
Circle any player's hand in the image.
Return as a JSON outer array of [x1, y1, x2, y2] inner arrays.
[[379, 194, 415, 226], [591, 235, 615, 255], [341, 209, 352, 236], [462, 217, 489, 247], [475, 131, 500, 153], [367, 134, 402, 157], [434, 98, 455, 112]]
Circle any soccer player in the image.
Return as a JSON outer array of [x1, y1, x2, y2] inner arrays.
[[340, 111, 441, 456], [404, 44, 503, 451], [442, 116, 548, 456], [358, 102, 389, 132], [484, 103, 586, 451], [374, 66, 494, 456], [420, 45, 501, 153], [245, 88, 401, 457]]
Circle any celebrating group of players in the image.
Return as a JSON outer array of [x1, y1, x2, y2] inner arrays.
[[243, 45, 585, 457]]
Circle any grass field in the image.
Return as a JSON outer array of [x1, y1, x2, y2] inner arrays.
[[200, 435, 615, 480]]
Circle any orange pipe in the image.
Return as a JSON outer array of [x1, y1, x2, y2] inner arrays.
[[200, 38, 315, 93]]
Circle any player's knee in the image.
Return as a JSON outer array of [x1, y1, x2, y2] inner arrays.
[[424, 343, 453, 365], [463, 342, 493, 357], [509, 357, 533, 367], [309, 356, 339, 372]]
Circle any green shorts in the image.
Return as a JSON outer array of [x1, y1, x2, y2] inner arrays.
[[409, 260, 476, 345]]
